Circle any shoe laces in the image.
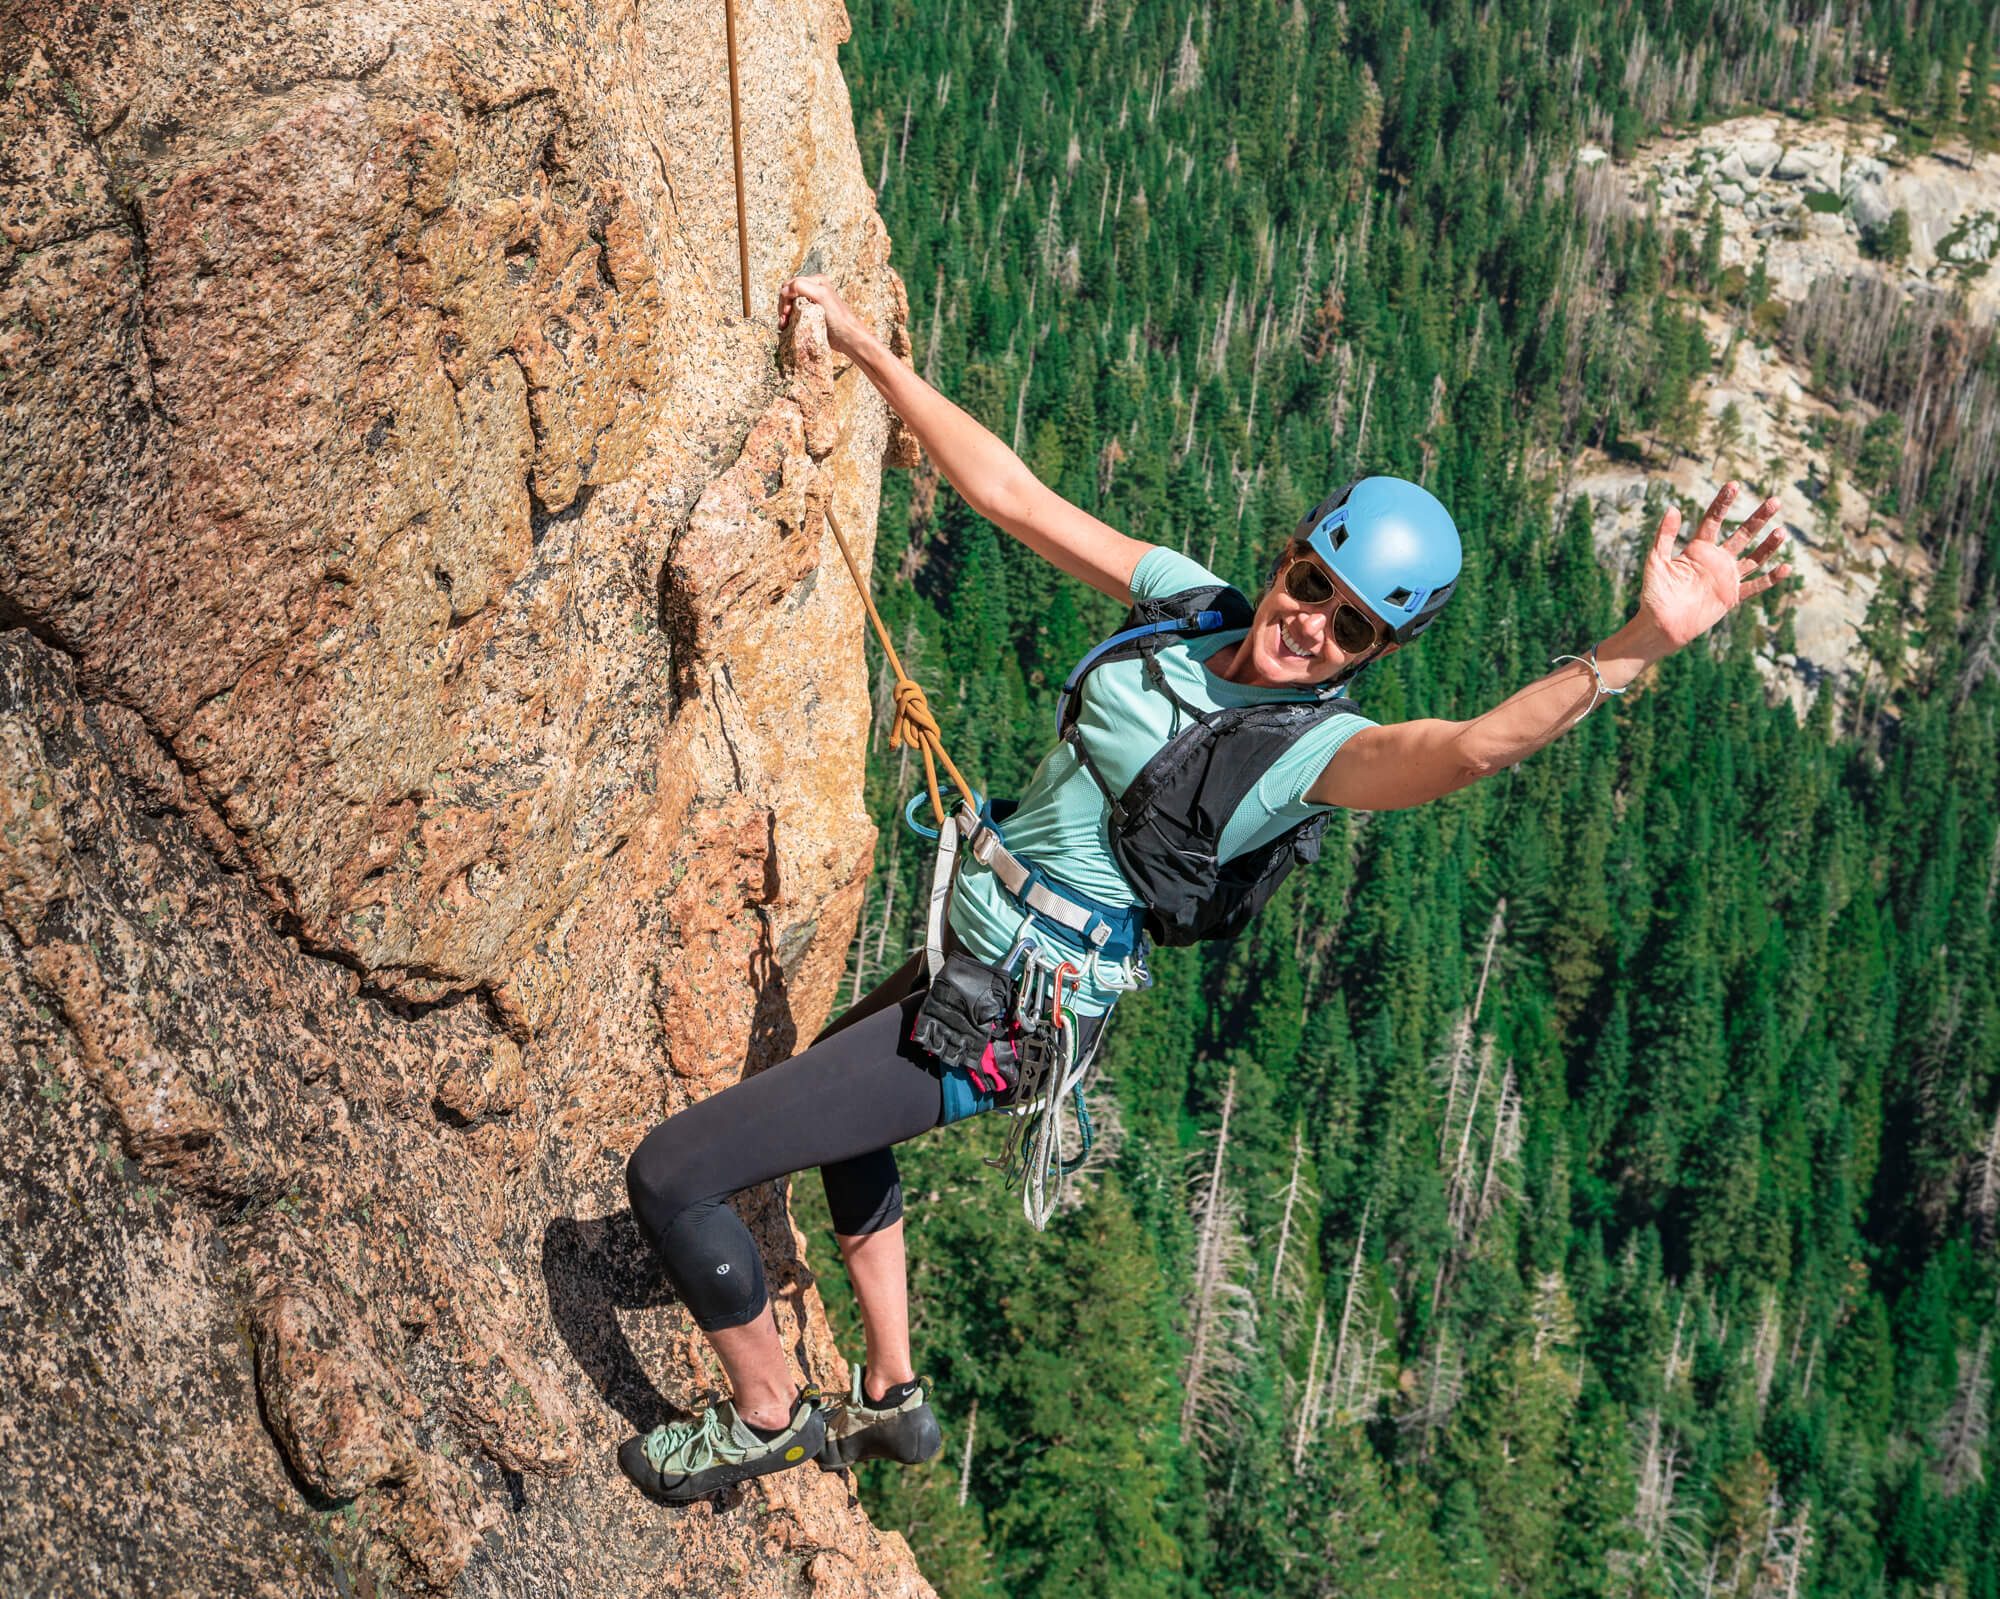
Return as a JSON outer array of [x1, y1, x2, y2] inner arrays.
[[643, 1402, 745, 1474]]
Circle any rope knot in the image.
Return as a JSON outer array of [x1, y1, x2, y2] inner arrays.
[[891, 678, 941, 749]]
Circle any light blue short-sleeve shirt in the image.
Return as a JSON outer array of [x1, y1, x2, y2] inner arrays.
[[946, 547, 1375, 1012]]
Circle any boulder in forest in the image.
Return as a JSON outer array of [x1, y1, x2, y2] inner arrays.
[[1849, 179, 1896, 234], [1773, 147, 1810, 181], [1738, 138, 1782, 178]]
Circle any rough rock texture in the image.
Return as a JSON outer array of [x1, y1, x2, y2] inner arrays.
[[1, 3, 928, 1594], [1621, 112, 2000, 321]]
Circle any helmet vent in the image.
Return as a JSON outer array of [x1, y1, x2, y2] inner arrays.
[[1315, 508, 1352, 551], [1384, 585, 1414, 608]]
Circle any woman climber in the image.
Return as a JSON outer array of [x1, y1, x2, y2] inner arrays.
[[614, 274, 1793, 1504]]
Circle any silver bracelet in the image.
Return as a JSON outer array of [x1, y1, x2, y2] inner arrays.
[[1549, 645, 1627, 715]]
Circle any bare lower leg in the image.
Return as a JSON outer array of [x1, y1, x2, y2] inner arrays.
[[836, 1219, 916, 1402], [707, 1307, 801, 1432]]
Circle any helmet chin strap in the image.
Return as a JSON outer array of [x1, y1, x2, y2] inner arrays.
[[1312, 647, 1385, 697]]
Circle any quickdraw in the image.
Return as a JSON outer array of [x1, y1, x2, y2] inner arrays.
[[986, 948, 1106, 1229]]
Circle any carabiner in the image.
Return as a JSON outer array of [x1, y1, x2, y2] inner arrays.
[[903, 787, 983, 841], [1051, 961, 1079, 1021]]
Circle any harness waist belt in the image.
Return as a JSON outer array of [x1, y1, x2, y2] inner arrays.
[[961, 816, 1141, 956]]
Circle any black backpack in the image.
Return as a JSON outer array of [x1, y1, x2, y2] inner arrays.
[[1054, 583, 1364, 946]]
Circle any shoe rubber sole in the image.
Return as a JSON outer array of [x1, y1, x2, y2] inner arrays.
[[619, 1406, 828, 1506], [816, 1401, 944, 1469]]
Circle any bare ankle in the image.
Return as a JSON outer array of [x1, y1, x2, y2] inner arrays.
[[734, 1384, 799, 1431], [864, 1364, 916, 1403]]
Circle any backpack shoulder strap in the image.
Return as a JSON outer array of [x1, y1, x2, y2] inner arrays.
[[1052, 583, 1266, 823], [1055, 584, 1254, 734], [1116, 695, 1366, 830], [1128, 582, 1256, 631]]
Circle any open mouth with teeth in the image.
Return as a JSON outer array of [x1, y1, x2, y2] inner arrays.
[[1277, 621, 1319, 661]]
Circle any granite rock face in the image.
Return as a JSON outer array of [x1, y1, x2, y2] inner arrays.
[[1, 3, 928, 1593]]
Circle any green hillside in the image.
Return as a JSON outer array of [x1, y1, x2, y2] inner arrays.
[[800, 4, 2000, 1594]]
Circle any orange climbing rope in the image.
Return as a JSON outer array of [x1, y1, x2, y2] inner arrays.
[[719, 14, 974, 828], [822, 503, 979, 830]]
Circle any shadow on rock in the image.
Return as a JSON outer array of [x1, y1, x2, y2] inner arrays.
[[541, 1212, 682, 1435]]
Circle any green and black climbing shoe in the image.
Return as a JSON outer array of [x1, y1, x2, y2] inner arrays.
[[816, 1364, 943, 1469], [618, 1388, 825, 1505]]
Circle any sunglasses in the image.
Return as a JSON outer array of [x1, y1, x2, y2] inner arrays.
[[1282, 553, 1383, 654]]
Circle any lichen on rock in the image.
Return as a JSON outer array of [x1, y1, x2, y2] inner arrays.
[[1, 4, 932, 1594]]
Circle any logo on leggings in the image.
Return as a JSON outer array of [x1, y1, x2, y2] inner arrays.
[[716, 1263, 731, 1274]]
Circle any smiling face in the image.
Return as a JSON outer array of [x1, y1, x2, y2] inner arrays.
[[1224, 545, 1398, 690]]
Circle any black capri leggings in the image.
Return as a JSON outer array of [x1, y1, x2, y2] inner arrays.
[[625, 946, 946, 1330]]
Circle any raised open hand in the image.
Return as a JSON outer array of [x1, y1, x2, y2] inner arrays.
[[1639, 481, 1794, 649]]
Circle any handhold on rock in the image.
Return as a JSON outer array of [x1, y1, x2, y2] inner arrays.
[[251, 1286, 421, 1501]]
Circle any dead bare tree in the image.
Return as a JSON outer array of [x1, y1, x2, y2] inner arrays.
[[1936, 1327, 1993, 1498], [957, 1398, 978, 1508], [1268, 1121, 1316, 1300], [1180, 1069, 1260, 1457], [1665, 1298, 1692, 1392], [1972, 1100, 2000, 1245], [1291, 1300, 1328, 1471], [1750, 1293, 1782, 1416], [1435, 902, 1510, 1249], [1530, 1269, 1579, 1365], [1325, 1202, 1381, 1425], [1397, 1326, 1464, 1462], [1622, 1407, 1709, 1597], [1441, 1038, 1492, 1245], [1751, 1490, 1812, 1599], [1470, 1063, 1524, 1233]]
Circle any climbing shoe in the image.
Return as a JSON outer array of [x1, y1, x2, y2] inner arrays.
[[618, 1388, 825, 1505], [816, 1363, 943, 1469]]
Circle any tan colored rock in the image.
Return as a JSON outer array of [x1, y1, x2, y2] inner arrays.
[[1, 3, 929, 1594], [252, 1285, 428, 1500]]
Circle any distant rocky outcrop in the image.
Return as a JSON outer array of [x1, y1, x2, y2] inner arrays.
[[1, 4, 929, 1595], [1564, 112, 2000, 717], [1615, 114, 2000, 319]]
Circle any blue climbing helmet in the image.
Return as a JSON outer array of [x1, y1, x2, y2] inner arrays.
[[1294, 475, 1463, 644]]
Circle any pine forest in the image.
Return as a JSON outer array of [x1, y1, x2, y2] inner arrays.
[[794, 3, 2000, 1596]]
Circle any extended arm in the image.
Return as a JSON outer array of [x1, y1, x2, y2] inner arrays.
[[781, 274, 1150, 602], [1309, 484, 1791, 811]]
